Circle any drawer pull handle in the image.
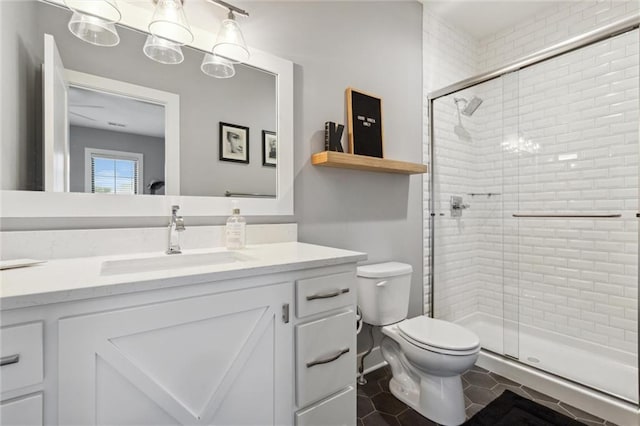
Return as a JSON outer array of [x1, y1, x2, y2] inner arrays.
[[306, 288, 350, 301], [0, 354, 20, 367], [306, 348, 350, 368]]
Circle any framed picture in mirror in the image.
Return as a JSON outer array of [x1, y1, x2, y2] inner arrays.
[[262, 131, 277, 167], [220, 122, 249, 164]]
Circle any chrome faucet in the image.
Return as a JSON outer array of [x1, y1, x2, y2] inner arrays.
[[167, 205, 185, 255]]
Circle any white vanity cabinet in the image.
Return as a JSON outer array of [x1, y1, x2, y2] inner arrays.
[[0, 243, 365, 426], [0, 393, 44, 426], [0, 322, 45, 426], [293, 271, 357, 426], [0, 322, 44, 393], [58, 282, 293, 425]]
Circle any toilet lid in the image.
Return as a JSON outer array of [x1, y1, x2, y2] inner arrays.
[[357, 262, 413, 278], [398, 317, 480, 352]]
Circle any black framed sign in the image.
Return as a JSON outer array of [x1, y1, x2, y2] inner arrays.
[[346, 87, 384, 158], [262, 130, 277, 167], [219, 122, 249, 164]]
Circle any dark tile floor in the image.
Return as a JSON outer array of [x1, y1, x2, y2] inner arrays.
[[357, 364, 618, 426]]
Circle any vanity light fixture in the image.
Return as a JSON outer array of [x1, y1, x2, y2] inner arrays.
[[64, 0, 122, 47], [201, 53, 235, 78], [143, 35, 184, 64], [64, 0, 122, 22], [211, 10, 249, 64], [148, 0, 194, 45], [63, 0, 250, 77]]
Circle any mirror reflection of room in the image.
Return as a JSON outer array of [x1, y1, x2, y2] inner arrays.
[[1, 0, 277, 198], [68, 87, 166, 196]]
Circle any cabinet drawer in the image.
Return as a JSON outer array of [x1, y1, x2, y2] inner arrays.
[[0, 323, 43, 394], [295, 386, 355, 426], [296, 310, 355, 407], [296, 272, 355, 318], [0, 393, 43, 426]]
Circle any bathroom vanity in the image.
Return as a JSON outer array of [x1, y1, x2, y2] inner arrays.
[[0, 242, 366, 425]]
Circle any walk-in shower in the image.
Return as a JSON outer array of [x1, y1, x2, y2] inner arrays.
[[427, 14, 639, 420]]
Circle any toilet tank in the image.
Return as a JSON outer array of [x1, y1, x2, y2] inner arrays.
[[356, 262, 413, 326]]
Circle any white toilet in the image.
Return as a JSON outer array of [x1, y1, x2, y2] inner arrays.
[[357, 262, 480, 426]]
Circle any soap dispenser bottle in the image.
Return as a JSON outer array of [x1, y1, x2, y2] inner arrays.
[[225, 200, 246, 249]]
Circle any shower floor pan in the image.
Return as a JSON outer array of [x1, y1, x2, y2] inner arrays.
[[455, 312, 638, 404]]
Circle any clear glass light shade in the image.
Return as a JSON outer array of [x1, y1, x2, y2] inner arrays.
[[143, 35, 184, 65], [212, 18, 249, 64], [201, 54, 235, 78], [68, 12, 120, 47], [64, 0, 121, 23], [148, 0, 193, 46]]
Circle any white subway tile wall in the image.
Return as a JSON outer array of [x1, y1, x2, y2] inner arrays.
[[476, 0, 640, 72], [431, 88, 482, 322], [424, 0, 638, 355], [423, 10, 479, 316]]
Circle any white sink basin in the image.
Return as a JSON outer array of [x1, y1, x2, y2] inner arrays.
[[101, 251, 254, 275]]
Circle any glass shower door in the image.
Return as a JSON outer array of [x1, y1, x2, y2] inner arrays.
[[431, 26, 638, 404], [431, 76, 517, 358], [512, 28, 639, 403], [501, 71, 520, 360]]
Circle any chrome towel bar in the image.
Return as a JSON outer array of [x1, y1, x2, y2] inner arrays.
[[512, 213, 622, 218], [225, 191, 275, 198]]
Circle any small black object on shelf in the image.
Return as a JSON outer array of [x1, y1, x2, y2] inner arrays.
[[324, 121, 344, 152]]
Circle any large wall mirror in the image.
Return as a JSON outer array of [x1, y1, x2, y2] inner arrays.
[[0, 0, 293, 217]]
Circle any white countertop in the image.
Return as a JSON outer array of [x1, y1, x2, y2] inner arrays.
[[0, 242, 367, 309]]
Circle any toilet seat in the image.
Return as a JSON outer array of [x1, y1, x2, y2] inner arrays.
[[398, 317, 480, 356], [399, 333, 480, 356]]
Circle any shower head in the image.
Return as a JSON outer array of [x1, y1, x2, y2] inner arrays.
[[453, 98, 472, 142], [454, 96, 483, 116], [463, 96, 482, 116]]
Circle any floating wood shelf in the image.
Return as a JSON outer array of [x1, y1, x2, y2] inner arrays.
[[311, 151, 427, 175]]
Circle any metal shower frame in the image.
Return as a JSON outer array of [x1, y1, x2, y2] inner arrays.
[[426, 13, 640, 404]]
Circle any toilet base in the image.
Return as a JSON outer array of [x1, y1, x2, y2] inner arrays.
[[388, 374, 466, 426], [380, 323, 478, 426]]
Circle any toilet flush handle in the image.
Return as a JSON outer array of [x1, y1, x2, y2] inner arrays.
[[376, 281, 388, 287]]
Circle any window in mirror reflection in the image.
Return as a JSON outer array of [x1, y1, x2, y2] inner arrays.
[[87, 149, 142, 195]]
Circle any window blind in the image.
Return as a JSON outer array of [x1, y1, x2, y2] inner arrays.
[[90, 155, 139, 195]]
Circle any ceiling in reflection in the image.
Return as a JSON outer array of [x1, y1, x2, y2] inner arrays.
[[69, 87, 165, 138]]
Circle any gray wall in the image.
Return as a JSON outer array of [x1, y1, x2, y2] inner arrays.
[[241, 1, 425, 349], [0, 0, 42, 191], [69, 126, 165, 195], [1, 0, 276, 197]]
